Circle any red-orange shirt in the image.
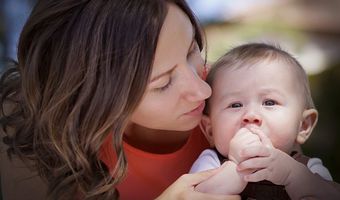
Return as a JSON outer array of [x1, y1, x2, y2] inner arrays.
[[100, 127, 209, 200]]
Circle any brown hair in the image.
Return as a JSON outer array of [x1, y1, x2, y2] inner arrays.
[[204, 43, 315, 114], [0, 0, 204, 199]]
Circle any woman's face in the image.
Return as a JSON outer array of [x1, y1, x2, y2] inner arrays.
[[130, 4, 211, 131]]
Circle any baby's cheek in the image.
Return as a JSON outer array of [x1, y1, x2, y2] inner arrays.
[[268, 133, 295, 153], [215, 141, 230, 158]]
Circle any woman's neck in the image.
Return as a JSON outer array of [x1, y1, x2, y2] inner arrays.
[[124, 123, 192, 154]]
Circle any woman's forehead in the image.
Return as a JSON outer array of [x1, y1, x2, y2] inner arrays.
[[151, 3, 194, 80]]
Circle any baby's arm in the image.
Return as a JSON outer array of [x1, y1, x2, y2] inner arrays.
[[190, 149, 223, 173], [284, 160, 340, 199], [237, 127, 340, 199]]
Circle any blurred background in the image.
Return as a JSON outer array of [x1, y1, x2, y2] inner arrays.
[[0, 0, 339, 185]]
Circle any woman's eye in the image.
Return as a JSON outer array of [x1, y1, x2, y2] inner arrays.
[[155, 79, 172, 92], [228, 102, 243, 108], [263, 99, 277, 106]]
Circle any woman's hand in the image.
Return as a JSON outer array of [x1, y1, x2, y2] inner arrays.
[[195, 161, 247, 195], [156, 169, 241, 200]]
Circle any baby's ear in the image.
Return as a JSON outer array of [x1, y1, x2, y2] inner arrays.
[[297, 109, 318, 144], [200, 115, 214, 147]]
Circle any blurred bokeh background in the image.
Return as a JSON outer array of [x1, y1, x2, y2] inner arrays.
[[0, 0, 339, 186]]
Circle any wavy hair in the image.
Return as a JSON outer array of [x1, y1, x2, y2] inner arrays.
[[0, 0, 204, 199]]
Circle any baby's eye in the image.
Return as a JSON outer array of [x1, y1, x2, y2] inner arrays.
[[229, 102, 243, 108], [263, 99, 277, 106]]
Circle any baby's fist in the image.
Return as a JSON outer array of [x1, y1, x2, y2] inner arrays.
[[229, 128, 262, 163]]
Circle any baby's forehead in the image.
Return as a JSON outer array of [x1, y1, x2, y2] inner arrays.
[[210, 58, 306, 98], [214, 58, 303, 82]]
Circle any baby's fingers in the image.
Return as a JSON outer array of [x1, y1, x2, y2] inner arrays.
[[231, 129, 247, 143], [249, 127, 273, 148], [237, 168, 257, 176], [243, 169, 268, 182], [237, 157, 270, 171], [240, 145, 271, 159]]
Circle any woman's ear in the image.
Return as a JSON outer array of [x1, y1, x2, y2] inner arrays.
[[297, 109, 318, 144], [199, 115, 214, 147]]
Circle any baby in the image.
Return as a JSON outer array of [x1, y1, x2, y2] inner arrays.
[[191, 43, 337, 199]]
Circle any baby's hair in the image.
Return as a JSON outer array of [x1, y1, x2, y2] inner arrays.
[[204, 43, 315, 114]]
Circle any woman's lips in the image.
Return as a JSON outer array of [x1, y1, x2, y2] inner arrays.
[[184, 102, 205, 116]]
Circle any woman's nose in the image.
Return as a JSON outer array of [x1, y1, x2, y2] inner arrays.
[[181, 66, 212, 102]]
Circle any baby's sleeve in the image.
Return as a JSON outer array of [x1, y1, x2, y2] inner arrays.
[[189, 149, 221, 173], [307, 157, 333, 181]]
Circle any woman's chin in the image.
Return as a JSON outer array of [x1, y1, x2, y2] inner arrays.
[[174, 117, 201, 131]]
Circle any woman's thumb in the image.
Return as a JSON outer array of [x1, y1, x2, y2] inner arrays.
[[187, 168, 219, 185]]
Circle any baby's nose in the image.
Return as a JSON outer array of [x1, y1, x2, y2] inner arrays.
[[242, 112, 262, 126]]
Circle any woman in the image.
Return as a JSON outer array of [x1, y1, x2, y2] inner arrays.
[[0, 0, 239, 199]]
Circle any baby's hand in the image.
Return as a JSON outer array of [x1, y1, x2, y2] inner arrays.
[[228, 127, 262, 164], [237, 127, 298, 186]]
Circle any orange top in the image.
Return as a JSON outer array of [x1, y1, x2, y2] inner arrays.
[[100, 127, 209, 200]]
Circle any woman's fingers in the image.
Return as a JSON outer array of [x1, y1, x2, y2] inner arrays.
[[183, 168, 220, 186], [191, 193, 241, 200], [157, 169, 241, 200]]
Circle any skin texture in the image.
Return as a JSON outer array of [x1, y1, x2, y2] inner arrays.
[[208, 59, 312, 157], [196, 58, 328, 197], [129, 4, 211, 131], [125, 3, 212, 153], [126, 4, 240, 200]]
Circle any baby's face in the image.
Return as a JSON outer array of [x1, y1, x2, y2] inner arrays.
[[208, 60, 306, 157]]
